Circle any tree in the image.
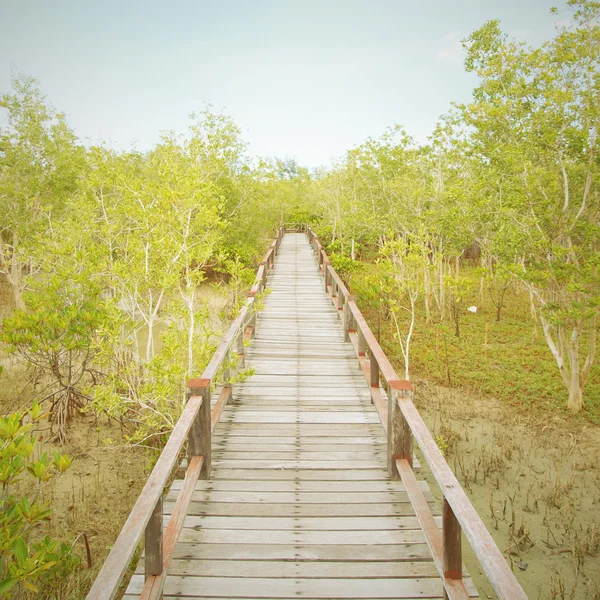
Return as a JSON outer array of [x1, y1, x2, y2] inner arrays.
[[0, 74, 84, 310], [460, 1, 600, 412], [1, 268, 118, 443]]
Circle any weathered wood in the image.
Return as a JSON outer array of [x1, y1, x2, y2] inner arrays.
[[187, 380, 211, 479], [444, 497, 463, 592], [395, 398, 525, 599], [210, 386, 232, 432], [126, 575, 473, 598], [86, 397, 202, 600], [395, 459, 470, 600], [142, 559, 441, 578], [388, 381, 413, 479], [140, 456, 204, 600], [144, 496, 163, 580]]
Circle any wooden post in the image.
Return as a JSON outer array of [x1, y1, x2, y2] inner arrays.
[[237, 330, 245, 368], [337, 288, 344, 311], [343, 296, 354, 342], [324, 261, 330, 292], [443, 497, 462, 599], [186, 379, 211, 478], [246, 292, 257, 339], [249, 304, 257, 338], [388, 380, 413, 480], [370, 353, 379, 388], [357, 329, 366, 369], [145, 495, 163, 586], [223, 350, 233, 405], [223, 349, 230, 383], [261, 263, 267, 291]]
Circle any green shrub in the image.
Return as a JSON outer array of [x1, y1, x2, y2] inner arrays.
[[0, 404, 78, 597]]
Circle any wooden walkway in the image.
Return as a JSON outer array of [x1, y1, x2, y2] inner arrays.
[[124, 233, 478, 599]]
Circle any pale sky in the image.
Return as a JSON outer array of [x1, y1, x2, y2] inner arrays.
[[0, 0, 570, 169]]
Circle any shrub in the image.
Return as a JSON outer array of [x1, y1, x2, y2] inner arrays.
[[0, 404, 78, 597]]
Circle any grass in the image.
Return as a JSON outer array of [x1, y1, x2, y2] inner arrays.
[[349, 262, 600, 424]]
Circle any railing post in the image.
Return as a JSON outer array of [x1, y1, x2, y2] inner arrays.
[[144, 495, 163, 591], [337, 287, 344, 311], [323, 261, 330, 292], [237, 330, 245, 368], [388, 380, 413, 479], [370, 352, 379, 389], [261, 263, 267, 291], [223, 350, 233, 405], [443, 497, 463, 598], [247, 296, 257, 338], [357, 329, 366, 370], [186, 379, 211, 478], [343, 296, 354, 342]]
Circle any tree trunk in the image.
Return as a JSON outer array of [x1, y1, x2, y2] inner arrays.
[[6, 273, 26, 311], [568, 381, 583, 413], [187, 298, 195, 377], [7, 231, 26, 310]]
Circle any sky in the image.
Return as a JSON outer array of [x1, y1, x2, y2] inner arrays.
[[0, 0, 571, 169]]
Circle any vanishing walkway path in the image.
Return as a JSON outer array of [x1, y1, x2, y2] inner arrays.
[[123, 233, 478, 599]]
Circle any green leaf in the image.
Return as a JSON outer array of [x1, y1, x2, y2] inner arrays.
[[0, 579, 18, 594], [13, 536, 28, 563]]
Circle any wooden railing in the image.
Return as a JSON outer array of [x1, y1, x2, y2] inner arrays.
[[86, 225, 285, 600], [305, 226, 527, 600]]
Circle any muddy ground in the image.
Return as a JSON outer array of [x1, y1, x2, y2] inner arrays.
[[414, 378, 600, 600]]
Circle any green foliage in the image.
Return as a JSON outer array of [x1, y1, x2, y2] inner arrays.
[[445, 276, 471, 338], [328, 253, 361, 280], [1, 273, 119, 443], [352, 262, 600, 421], [0, 74, 85, 310], [0, 406, 78, 596]]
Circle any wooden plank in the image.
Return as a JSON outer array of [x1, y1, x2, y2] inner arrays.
[[126, 575, 455, 598], [163, 502, 436, 518], [174, 515, 439, 531], [141, 559, 442, 579], [209, 460, 385, 470], [175, 528, 428, 545], [164, 490, 421, 504], [158, 542, 434, 561], [169, 479, 423, 493], [206, 468, 394, 480]]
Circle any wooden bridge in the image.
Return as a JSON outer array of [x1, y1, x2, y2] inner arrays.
[[87, 227, 527, 600]]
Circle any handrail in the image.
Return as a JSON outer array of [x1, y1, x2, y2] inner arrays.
[[302, 225, 527, 600], [86, 224, 285, 600]]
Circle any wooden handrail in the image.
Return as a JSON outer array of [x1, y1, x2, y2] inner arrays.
[[86, 225, 285, 600], [302, 225, 527, 600]]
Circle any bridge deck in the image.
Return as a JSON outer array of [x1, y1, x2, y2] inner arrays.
[[125, 233, 478, 599]]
